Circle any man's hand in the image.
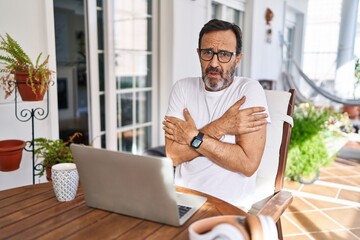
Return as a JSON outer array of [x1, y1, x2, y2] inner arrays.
[[163, 108, 198, 145], [213, 96, 268, 136]]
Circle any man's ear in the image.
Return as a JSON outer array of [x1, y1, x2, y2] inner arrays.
[[197, 48, 201, 60], [235, 53, 242, 67]]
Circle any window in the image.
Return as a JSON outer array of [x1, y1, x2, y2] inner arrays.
[[303, 0, 342, 81], [284, 22, 295, 73]]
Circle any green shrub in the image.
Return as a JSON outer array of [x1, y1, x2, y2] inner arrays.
[[286, 103, 352, 182], [286, 103, 330, 180], [286, 132, 328, 179]]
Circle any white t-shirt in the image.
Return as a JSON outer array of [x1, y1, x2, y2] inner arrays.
[[166, 76, 270, 211]]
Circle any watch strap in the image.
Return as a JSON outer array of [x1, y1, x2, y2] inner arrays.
[[190, 132, 204, 149], [196, 132, 204, 140]]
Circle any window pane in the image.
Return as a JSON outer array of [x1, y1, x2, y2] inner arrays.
[[100, 94, 105, 131], [99, 52, 105, 91], [114, 20, 133, 50], [118, 93, 133, 127], [119, 129, 133, 152], [115, 52, 151, 89], [136, 54, 151, 88], [133, 18, 149, 50], [97, 9, 104, 50], [101, 133, 106, 148], [133, 0, 150, 15], [135, 126, 151, 153], [114, 0, 149, 18], [136, 91, 151, 123], [115, 52, 133, 89], [114, 0, 131, 16], [114, 18, 150, 51], [212, 3, 221, 19], [284, 26, 295, 72], [117, 76, 133, 89], [135, 76, 147, 88], [226, 8, 240, 24], [117, 127, 150, 154]]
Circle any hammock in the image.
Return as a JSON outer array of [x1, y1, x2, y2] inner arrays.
[[290, 59, 360, 106], [282, 71, 310, 103]]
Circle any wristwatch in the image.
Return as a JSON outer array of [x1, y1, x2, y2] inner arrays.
[[190, 132, 204, 149]]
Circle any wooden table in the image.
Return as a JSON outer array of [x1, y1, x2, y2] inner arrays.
[[0, 183, 246, 239]]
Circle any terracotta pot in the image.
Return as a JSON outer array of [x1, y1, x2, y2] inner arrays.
[[15, 71, 48, 101], [0, 140, 26, 171], [343, 105, 360, 119], [297, 169, 320, 185], [46, 166, 52, 181]]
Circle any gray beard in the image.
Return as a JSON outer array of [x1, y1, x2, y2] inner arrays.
[[204, 76, 226, 91], [203, 62, 237, 91]]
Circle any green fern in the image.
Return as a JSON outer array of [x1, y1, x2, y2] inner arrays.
[[0, 33, 54, 99], [34, 132, 82, 177], [1, 33, 32, 67]]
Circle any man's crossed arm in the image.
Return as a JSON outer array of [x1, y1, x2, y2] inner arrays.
[[163, 96, 268, 176]]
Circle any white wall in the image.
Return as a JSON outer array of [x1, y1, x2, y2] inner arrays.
[[249, 0, 285, 82], [0, 0, 58, 190]]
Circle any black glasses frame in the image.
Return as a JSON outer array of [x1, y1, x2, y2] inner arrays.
[[199, 49, 237, 63]]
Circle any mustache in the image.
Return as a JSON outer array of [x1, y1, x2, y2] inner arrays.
[[205, 67, 223, 75]]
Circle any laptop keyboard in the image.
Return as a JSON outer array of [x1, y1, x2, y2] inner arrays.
[[177, 205, 192, 218]]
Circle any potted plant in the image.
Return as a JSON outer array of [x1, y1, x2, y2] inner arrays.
[[0, 139, 26, 171], [34, 132, 82, 181], [286, 103, 350, 184], [0, 33, 54, 101]]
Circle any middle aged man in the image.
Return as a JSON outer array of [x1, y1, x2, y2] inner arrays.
[[163, 19, 270, 211]]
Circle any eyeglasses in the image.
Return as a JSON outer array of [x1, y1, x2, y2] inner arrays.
[[199, 49, 237, 63]]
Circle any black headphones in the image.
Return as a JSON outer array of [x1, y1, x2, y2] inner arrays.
[[188, 215, 278, 240]]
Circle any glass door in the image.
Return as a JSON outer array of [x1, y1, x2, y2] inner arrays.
[[86, 0, 158, 152]]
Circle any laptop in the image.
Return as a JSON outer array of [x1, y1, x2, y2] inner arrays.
[[70, 144, 207, 227]]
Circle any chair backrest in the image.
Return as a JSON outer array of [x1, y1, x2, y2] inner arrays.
[[253, 89, 296, 204]]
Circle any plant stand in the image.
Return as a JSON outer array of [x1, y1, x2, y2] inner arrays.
[[14, 84, 50, 184]]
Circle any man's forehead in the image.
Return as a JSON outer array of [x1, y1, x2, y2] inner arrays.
[[201, 30, 236, 50]]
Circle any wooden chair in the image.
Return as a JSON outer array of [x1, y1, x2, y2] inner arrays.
[[249, 89, 296, 239]]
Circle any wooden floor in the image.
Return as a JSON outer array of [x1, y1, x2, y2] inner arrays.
[[282, 140, 360, 240]]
